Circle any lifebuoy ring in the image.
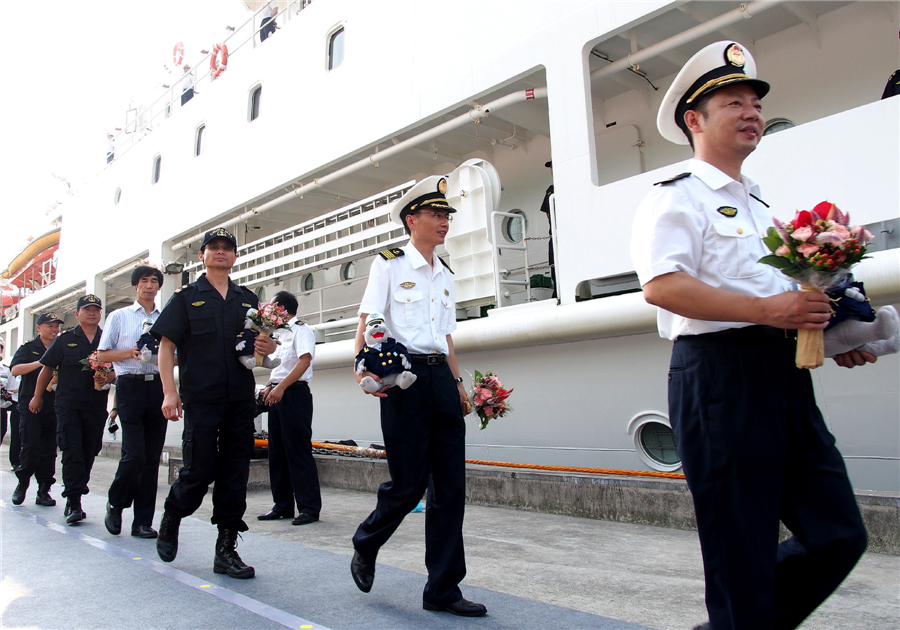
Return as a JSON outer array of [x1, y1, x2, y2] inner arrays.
[[211, 43, 228, 78], [173, 41, 184, 67]]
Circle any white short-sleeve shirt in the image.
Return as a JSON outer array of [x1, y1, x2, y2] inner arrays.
[[358, 244, 457, 355], [270, 317, 315, 383], [630, 159, 791, 340], [98, 301, 161, 376]]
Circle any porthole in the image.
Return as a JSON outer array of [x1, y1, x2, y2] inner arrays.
[[256, 287, 265, 302], [195, 124, 206, 156], [341, 261, 356, 283], [303, 273, 314, 292], [763, 117, 795, 136], [151, 155, 162, 184], [626, 412, 681, 472], [503, 210, 527, 243], [249, 85, 262, 122], [327, 26, 344, 70], [114, 188, 122, 205]]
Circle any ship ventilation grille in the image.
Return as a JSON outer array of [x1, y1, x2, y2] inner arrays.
[[184, 182, 413, 286]]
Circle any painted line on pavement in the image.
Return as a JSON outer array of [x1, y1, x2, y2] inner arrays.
[[1, 500, 329, 630]]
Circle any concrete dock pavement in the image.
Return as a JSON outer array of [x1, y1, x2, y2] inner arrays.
[[1, 444, 897, 629]]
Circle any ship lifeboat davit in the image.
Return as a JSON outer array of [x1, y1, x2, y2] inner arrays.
[[1, 227, 61, 290]]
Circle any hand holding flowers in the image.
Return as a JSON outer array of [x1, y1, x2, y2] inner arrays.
[[80, 351, 113, 391], [469, 370, 513, 430], [245, 302, 291, 367], [758, 201, 873, 368]]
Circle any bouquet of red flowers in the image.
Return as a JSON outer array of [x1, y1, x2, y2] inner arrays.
[[759, 200, 874, 368], [470, 370, 513, 430], [245, 302, 291, 367], [81, 351, 113, 390]]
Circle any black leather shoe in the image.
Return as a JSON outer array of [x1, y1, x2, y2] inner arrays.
[[214, 529, 255, 579], [292, 513, 319, 526], [35, 483, 56, 506], [350, 550, 375, 593], [105, 502, 123, 535], [132, 525, 158, 539], [423, 598, 487, 617], [65, 497, 85, 525], [257, 509, 293, 521], [11, 481, 28, 505], [157, 512, 181, 562]]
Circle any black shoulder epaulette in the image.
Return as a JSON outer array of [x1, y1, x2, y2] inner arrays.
[[379, 248, 405, 261], [173, 284, 189, 294], [654, 172, 691, 186], [61, 327, 75, 335], [749, 193, 770, 208], [438, 257, 454, 274]]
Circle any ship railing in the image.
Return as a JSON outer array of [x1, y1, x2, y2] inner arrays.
[[491, 211, 533, 307], [110, 0, 313, 163]]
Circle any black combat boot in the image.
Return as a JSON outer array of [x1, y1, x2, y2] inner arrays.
[[65, 495, 85, 525], [35, 482, 56, 507], [157, 511, 181, 562], [11, 479, 28, 505], [213, 529, 255, 579]]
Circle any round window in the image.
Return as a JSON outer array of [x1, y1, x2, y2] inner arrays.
[[763, 117, 795, 136], [255, 287, 265, 302], [303, 273, 315, 292], [503, 210, 527, 243], [114, 188, 122, 205], [627, 412, 681, 472], [341, 261, 356, 282]]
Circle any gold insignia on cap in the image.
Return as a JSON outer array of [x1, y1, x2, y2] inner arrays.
[[443, 289, 449, 296], [85, 295, 100, 303], [49, 313, 59, 320], [725, 44, 745, 68], [438, 178, 448, 195], [400, 282, 416, 289], [213, 227, 232, 238], [191, 301, 206, 307]]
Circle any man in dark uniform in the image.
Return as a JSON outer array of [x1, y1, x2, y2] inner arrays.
[[10, 312, 64, 507], [350, 176, 486, 617], [151, 227, 276, 579], [538, 160, 556, 298], [631, 42, 869, 630], [31, 296, 115, 525]]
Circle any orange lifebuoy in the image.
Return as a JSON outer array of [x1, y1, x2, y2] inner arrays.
[[173, 41, 184, 66], [210, 43, 228, 78]]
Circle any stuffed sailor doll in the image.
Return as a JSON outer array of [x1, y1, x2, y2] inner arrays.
[[136, 319, 160, 364], [355, 312, 417, 392], [235, 310, 282, 370]]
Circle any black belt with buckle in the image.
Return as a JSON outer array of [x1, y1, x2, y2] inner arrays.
[[117, 373, 158, 381], [409, 354, 446, 365]]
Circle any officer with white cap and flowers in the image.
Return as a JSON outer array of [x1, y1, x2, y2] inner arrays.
[[349, 176, 486, 618], [630, 42, 871, 630]]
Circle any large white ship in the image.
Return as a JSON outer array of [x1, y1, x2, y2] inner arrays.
[[2, 0, 898, 493]]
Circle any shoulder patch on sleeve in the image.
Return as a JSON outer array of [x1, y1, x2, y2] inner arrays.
[[174, 284, 189, 294], [438, 257, 454, 275], [654, 172, 692, 186], [379, 248, 405, 260]]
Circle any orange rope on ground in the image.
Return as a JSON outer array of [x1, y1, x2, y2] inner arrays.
[[309, 441, 686, 480]]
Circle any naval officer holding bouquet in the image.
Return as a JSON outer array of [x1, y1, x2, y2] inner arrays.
[[350, 176, 486, 617], [30, 295, 115, 525], [151, 227, 276, 579], [631, 43, 871, 630]]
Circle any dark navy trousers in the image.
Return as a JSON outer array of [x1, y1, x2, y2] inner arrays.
[[267, 382, 321, 517], [108, 376, 167, 528], [669, 326, 867, 630], [164, 399, 256, 531], [56, 406, 107, 498], [15, 405, 57, 486], [352, 361, 467, 605]]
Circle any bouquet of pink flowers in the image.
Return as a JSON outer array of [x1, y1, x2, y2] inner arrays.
[[245, 302, 291, 367], [81, 351, 113, 390], [759, 200, 874, 368], [470, 370, 513, 430]]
